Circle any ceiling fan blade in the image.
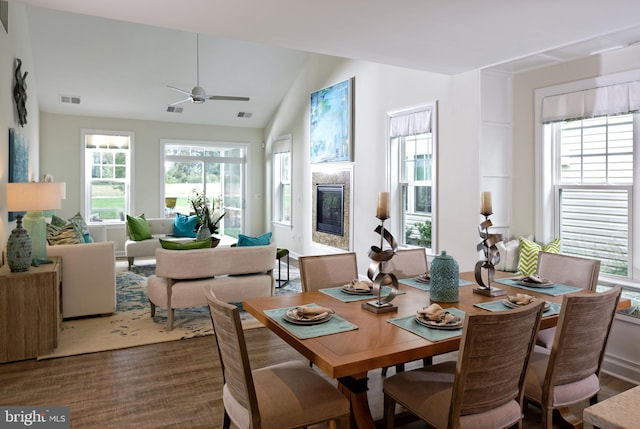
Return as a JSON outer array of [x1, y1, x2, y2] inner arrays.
[[207, 95, 250, 102], [167, 85, 193, 97], [169, 97, 191, 106]]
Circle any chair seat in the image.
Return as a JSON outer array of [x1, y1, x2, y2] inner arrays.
[[384, 361, 522, 429], [223, 360, 350, 428]]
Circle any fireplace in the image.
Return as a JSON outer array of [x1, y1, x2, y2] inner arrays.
[[316, 184, 344, 236]]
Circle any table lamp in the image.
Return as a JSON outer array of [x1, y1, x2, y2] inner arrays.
[[6, 182, 65, 272]]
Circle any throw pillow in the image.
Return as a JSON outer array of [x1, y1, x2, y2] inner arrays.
[[159, 238, 211, 250], [47, 223, 84, 245], [495, 239, 520, 272], [68, 212, 93, 243], [50, 214, 67, 228], [126, 214, 153, 241], [237, 232, 272, 247], [173, 213, 198, 238], [517, 237, 561, 276]]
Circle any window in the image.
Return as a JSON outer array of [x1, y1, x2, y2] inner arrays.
[[538, 75, 640, 302], [272, 135, 292, 225], [388, 104, 437, 251], [161, 140, 247, 239], [82, 130, 132, 222]]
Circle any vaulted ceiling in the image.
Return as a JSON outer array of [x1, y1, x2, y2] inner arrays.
[[16, 0, 640, 128]]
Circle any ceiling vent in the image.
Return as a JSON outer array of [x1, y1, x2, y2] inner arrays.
[[166, 106, 183, 113], [60, 95, 81, 104], [237, 111, 253, 118]]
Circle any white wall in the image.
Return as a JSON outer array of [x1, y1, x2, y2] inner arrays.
[[264, 55, 483, 275], [39, 112, 266, 253], [0, 2, 41, 255]]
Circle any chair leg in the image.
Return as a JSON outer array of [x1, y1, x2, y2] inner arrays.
[[383, 394, 397, 429], [150, 302, 156, 317], [127, 256, 134, 270], [167, 308, 174, 331]]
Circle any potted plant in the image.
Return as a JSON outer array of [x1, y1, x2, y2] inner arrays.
[[189, 190, 225, 236]]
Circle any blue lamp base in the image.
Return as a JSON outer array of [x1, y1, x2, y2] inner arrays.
[[7, 215, 33, 272]]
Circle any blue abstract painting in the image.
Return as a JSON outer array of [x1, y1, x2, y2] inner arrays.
[[9, 128, 29, 221], [310, 78, 352, 163]]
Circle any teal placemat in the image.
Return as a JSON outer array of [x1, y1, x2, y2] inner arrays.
[[399, 277, 474, 291], [495, 278, 581, 296], [474, 300, 562, 316], [319, 285, 405, 302], [264, 304, 358, 339], [387, 308, 465, 342]]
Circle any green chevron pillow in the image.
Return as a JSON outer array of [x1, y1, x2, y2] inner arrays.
[[517, 237, 561, 276]]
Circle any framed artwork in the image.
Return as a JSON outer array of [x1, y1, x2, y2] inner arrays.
[[9, 128, 29, 221], [310, 78, 353, 163], [0, 1, 7, 34]]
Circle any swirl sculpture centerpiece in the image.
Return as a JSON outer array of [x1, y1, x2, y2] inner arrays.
[[473, 192, 507, 297], [363, 192, 399, 314]]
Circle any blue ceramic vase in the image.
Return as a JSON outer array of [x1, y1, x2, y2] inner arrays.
[[429, 250, 459, 302]]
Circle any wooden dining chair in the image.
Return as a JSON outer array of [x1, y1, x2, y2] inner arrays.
[[523, 286, 621, 429], [384, 248, 429, 279], [205, 287, 351, 429], [535, 251, 601, 348], [383, 300, 545, 429], [299, 252, 359, 292]]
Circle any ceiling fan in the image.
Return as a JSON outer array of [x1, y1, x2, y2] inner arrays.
[[167, 34, 249, 106]]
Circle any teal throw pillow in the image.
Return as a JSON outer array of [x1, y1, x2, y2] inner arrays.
[[51, 214, 67, 228], [173, 213, 198, 238], [68, 212, 93, 243], [126, 214, 153, 241], [237, 232, 272, 246], [159, 238, 211, 250]]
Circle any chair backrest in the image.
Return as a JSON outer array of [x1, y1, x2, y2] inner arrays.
[[544, 287, 621, 393], [450, 301, 545, 426], [536, 251, 601, 291], [205, 288, 262, 427], [299, 253, 358, 292], [384, 248, 428, 279]]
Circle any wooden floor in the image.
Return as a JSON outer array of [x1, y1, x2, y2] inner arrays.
[[0, 327, 635, 429]]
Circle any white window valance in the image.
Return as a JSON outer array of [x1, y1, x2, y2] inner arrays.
[[389, 110, 431, 137], [272, 135, 291, 154], [541, 81, 640, 123]]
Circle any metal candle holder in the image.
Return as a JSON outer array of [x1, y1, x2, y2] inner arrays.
[[364, 216, 399, 314], [473, 213, 507, 297]]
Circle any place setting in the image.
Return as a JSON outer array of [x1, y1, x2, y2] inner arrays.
[[264, 303, 358, 339], [319, 279, 405, 302], [398, 272, 474, 292], [495, 273, 582, 296], [388, 303, 466, 342], [474, 293, 561, 315]]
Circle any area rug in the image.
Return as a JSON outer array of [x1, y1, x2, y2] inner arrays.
[[38, 259, 301, 359]]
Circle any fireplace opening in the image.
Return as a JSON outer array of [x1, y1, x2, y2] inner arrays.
[[316, 184, 344, 236]]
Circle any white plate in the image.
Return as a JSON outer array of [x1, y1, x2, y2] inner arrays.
[[414, 276, 430, 284], [415, 315, 463, 330], [517, 279, 555, 288], [502, 299, 550, 310], [283, 310, 333, 325], [341, 286, 373, 295]]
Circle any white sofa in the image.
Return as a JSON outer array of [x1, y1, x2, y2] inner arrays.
[[147, 244, 277, 330], [124, 217, 193, 269], [46, 224, 116, 319]]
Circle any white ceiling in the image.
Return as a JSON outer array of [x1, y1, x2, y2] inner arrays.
[[16, 0, 640, 128]]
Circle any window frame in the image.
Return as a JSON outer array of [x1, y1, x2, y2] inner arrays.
[[81, 129, 133, 223], [272, 134, 292, 226]]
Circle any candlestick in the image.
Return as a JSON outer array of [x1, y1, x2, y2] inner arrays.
[[376, 192, 390, 220], [480, 192, 492, 215]]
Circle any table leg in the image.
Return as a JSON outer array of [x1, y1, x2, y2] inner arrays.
[[338, 373, 375, 429]]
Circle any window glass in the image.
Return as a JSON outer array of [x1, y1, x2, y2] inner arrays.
[[272, 136, 292, 225]]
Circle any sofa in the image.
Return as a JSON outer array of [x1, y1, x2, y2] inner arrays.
[[147, 244, 277, 330], [125, 217, 194, 269], [46, 224, 116, 319]]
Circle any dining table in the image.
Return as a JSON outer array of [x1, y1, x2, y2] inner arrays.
[[243, 271, 573, 429]]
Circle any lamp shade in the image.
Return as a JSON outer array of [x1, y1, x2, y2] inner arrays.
[[6, 182, 64, 212]]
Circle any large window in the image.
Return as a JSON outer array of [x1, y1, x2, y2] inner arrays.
[[388, 104, 437, 252], [272, 135, 292, 225], [82, 130, 132, 222], [161, 140, 247, 238]]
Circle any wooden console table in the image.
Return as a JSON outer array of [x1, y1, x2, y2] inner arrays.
[[0, 257, 62, 362]]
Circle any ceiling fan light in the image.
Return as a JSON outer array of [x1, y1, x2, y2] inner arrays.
[[192, 97, 206, 104]]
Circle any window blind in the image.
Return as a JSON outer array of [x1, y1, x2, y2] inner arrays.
[[390, 110, 431, 137], [541, 81, 640, 123]]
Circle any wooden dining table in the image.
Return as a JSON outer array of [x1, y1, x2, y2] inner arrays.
[[243, 271, 567, 429]]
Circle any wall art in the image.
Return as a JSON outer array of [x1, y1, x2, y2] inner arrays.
[[9, 128, 29, 221], [310, 78, 353, 163]]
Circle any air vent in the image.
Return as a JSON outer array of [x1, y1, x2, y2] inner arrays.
[[237, 112, 253, 118], [60, 95, 81, 104], [166, 106, 183, 113]]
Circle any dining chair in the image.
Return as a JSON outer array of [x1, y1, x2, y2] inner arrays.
[[205, 287, 351, 429], [383, 300, 545, 429], [384, 248, 429, 279], [535, 251, 601, 348], [382, 248, 430, 376], [523, 286, 621, 429], [299, 252, 359, 292]]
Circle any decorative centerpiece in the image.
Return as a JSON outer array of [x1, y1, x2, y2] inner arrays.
[[189, 190, 225, 246], [363, 192, 399, 314], [430, 251, 459, 302], [473, 192, 506, 296]]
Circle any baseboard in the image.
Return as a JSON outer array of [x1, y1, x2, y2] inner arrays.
[[602, 352, 640, 385]]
